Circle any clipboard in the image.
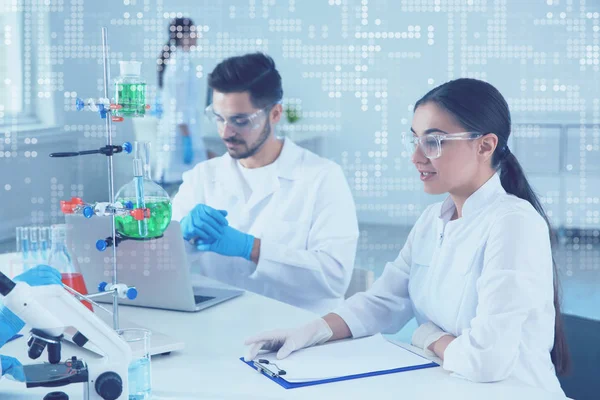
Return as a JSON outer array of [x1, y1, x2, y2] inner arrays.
[[241, 334, 439, 389]]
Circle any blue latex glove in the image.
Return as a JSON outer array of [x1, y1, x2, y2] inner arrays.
[[196, 225, 255, 261], [14, 265, 62, 287], [181, 204, 229, 244], [0, 265, 62, 347], [0, 355, 25, 381], [183, 135, 194, 165], [151, 101, 163, 119]]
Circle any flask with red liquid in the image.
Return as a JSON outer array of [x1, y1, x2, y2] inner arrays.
[[48, 224, 93, 311]]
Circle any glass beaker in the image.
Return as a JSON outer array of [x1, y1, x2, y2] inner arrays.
[[48, 224, 93, 311], [114, 61, 146, 117], [118, 328, 152, 400], [115, 142, 172, 239]]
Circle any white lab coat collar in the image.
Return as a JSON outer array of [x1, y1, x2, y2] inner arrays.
[[212, 138, 301, 182], [439, 173, 506, 220], [166, 49, 190, 64], [273, 138, 303, 181], [212, 138, 302, 207]]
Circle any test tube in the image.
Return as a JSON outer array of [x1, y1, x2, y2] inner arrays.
[[39, 226, 49, 262], [30, 227, 39, 264], [15, 227, 22, 253], [21, 227, 30, 269], [44, 226, 52, 250]]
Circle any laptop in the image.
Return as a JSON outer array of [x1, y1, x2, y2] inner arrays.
[[64, 215, 244, 312]]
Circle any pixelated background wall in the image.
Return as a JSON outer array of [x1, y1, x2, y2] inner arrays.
[[1, 0, 600, 240]]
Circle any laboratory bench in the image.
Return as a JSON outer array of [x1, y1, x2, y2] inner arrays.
[[0, 253, 568, 399]]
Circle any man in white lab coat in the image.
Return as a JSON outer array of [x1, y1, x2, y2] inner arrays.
[[171, 53, 359, 314]]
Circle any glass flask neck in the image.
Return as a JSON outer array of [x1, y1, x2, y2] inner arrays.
[[48, 224, 77, 274], [50, 225, 67, 248], [134, 142, 152, 180]]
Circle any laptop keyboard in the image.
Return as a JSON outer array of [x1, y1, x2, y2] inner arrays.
[[194, 295, 216, 305]]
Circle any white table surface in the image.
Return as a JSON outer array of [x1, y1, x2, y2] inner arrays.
[[0, 253, 567, 400]]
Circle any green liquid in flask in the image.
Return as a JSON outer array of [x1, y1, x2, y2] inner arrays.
[[115, 198, 172, 239], [115, 83, 147, 116]]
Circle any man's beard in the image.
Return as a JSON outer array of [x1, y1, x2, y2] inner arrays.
[[225, 119, 271, 160]]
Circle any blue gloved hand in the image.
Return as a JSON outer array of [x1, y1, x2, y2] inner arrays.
[[196, 225, 255, 261], [14, 265, 62, 287], [0, 355, 25, 381], [183, 135, 194, 165], [151, 100, 163, 119], [181, 204, 229, 244], [0, 265, 62, 347]]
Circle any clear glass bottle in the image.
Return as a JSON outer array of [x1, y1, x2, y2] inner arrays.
[[48, 224, 92, 311], [115, 142, 172, 239], [114, 61, 146, 117]]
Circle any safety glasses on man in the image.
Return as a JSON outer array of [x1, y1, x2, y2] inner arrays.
[[204, 103, 277, 135]]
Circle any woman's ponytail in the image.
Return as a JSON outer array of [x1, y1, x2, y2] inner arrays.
[[157, 41, 173, 89], [499, 150, 571, 375]]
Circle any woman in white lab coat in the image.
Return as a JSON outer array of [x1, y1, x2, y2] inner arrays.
[[244, 78, 570, 394], [154, 17, 208, 189]]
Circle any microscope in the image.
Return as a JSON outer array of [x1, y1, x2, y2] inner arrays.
[[0, 272, 132, 400]]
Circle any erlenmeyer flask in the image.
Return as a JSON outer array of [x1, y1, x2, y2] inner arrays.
[[48, 224, 93, 311]]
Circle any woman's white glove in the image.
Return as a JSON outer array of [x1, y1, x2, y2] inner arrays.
[[244, 318, 333, 361], [411, 321, 451, 357]]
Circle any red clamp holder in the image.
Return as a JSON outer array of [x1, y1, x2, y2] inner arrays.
[[130, 208, 151, 221], [60, 197, 85, 214]]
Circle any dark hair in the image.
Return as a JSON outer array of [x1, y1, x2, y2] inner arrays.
[[415, 78, 570, 376], [207, 52, 283, 109], [157, 17, 195, 89]]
